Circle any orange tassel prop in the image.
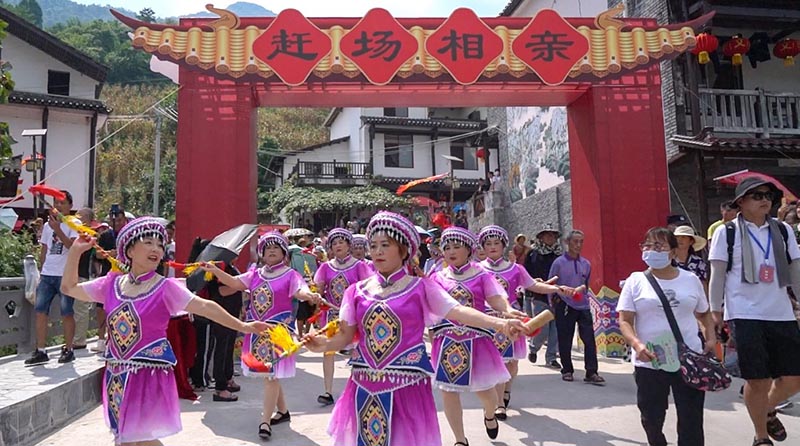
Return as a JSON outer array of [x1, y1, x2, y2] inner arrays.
[[63, 215, 97, 237], [29, 184, 66, 201], [241, 352, 273, 373]]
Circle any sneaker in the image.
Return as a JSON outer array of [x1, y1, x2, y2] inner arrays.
[[90, 339, 106, 353], [24, 349, 49, 366], [58, 347, 75, 364], [527, 352, 537, 364], [549, 359, 561, 369]]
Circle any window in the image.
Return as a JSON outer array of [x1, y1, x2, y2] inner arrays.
[[47, 71, 70, 96], [384, 134, 414, 168], [384, 107, 408, 117], [449, 140, 477, 170]]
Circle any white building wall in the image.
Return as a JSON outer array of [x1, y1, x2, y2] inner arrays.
[[3, 104, 94, 209], [3, 35, 100, 99], [512, 0, 607, 17], [281, 140, 352, 182], [372, 133, 433, 178]]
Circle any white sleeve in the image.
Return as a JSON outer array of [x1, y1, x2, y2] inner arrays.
[[782, 222, 800, 261], [616, 272, 639, 313], [692, 274, 710, 313], [708, 223, 730, 262]]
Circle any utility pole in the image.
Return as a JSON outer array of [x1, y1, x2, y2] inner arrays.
[[153, 114, 162, 215]]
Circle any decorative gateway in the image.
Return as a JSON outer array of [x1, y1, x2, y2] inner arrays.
[[112, 3, 710, 87]]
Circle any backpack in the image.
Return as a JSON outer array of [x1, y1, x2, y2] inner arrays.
[[725, 219, 792, 272]]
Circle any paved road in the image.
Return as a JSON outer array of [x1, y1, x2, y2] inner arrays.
[[37, 349, 800, 446]]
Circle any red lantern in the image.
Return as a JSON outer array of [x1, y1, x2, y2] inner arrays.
[[773, 38, 800, 66], [723, 36, 750, 66], [691, 32, 718, 65], [475, 147, 486, 161]]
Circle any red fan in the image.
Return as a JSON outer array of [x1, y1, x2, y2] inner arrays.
[[241, 352, 273, 373], [29, 184, 66, 201]]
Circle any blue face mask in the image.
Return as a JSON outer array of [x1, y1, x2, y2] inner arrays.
[[642, 250, 671, 270]]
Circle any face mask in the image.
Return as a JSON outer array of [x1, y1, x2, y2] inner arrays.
[[642, 250, 671, 269]]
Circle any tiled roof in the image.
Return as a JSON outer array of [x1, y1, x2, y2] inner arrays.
[[0, 7, 108, 83], [672, 131, 800, 156], [377, 176, 481, 187], [361, 116, 485, 130], [8, 91, 111, 113], [285, 136, 350, 155], [499, 0, 524, 17]]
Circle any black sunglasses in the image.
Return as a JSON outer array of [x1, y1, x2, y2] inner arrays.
[[746, 191, 774, 201]]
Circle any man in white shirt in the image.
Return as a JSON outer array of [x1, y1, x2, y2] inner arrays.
[[24, 191, 79, 366], [709, 178, 800, 446]]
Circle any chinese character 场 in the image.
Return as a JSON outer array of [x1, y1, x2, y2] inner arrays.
[[267, 29, 319, 61], [352, 31, 403, 62], [525, 30, 574, 62], [436, 30, 484, 60]]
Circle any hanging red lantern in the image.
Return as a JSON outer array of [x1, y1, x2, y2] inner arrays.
[[475, 147, 486, 161], [723, 35, 750, 66], [773, 38, 800, 66], [691, 32, 718, 64]]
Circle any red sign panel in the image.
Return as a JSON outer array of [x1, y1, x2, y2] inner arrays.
[[425, 8, 504, 85], [252, 9, 332, 86], [511, 9, 589, 86], [340, 8, 419, 86]]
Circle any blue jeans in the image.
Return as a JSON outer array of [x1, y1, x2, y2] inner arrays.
[[34, 275, 75, 316], [525, 298, 558, 362]]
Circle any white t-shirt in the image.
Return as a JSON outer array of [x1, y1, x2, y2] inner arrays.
[[39, 220, 79, 277], [708, 219, 800, 321], [617, 269, 709, 370]]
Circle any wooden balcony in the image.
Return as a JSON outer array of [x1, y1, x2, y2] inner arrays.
[[693, 88, 800, 138], [292, 161, 371, 186]]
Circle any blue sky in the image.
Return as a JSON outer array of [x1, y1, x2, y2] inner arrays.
[[80, 1, 505, 18]]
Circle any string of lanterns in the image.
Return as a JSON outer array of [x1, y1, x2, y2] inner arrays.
[[691, 32, 800, 66]]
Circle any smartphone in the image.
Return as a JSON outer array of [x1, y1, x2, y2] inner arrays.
[[110, 203, 120, 216]]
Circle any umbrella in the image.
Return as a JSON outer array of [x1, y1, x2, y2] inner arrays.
[[714, 170, 798, 202], [414, 225, 431, 237], [284, 227, 314, 237], [186, 223, 258, 292], [411, 196, 439, 208], [0, 208, 18, 231]]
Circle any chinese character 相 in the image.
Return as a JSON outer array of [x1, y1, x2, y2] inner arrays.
[[436, 30, 484, 61]]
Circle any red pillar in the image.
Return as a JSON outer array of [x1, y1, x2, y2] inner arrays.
[[567, 67, 670, 291], [175, 71, 257, 265]]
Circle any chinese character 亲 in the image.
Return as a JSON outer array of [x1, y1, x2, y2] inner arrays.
[[525, 30, 574, 62]]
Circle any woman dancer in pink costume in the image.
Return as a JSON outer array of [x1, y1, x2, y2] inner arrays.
[[61, 217, 268, 445], [304, 211, 524, 446]]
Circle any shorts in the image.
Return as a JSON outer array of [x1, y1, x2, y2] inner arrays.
[[730, 318, 800, 380], [34, 275, 75, 316]]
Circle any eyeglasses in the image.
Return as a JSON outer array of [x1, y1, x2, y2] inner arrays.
[[746, 191, 774, 201], [639, 242, 668, 252]]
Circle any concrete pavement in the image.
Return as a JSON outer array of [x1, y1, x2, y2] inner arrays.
[[37, 349, 800, 446]]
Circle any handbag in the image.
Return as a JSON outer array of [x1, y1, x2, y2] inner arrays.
[[644, 270, 732, 392]]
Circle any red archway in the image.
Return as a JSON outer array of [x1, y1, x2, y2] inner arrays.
[[113, 6, 710, 289]]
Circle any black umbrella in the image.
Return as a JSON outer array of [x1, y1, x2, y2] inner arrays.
[[186, 223, 258, 292]]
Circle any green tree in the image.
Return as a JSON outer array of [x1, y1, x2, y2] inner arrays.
[[12, 0, 43, 27], [136, 7, 155, 23], [0, 20, 14, 161]]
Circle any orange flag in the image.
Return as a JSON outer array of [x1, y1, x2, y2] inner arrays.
[[396, 173, 449, 196]]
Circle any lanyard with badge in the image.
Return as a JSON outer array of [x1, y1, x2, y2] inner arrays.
[[747, 226, 774, 283]]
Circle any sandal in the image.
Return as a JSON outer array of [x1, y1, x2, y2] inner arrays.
[[212, 392, 238, 402], [767, 410, 787, 442], [227, 381, 241, 392], [454, 441, 469, 446], [258, 422, 272, 439], [317, 392, 335, 406], [494, 405, 508, 421], [562, 372, 574, 382], [503, 390, 511, 408], [584, 374, 606, 386], [270, 410, 291, 426], [484, 416, 499, 439], [753, 438, 774, 446]]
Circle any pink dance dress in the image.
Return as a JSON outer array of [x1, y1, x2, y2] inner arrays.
[[314, 255, 370, 325], [430, 262, 511, 391], [328, 268, 459, 446], [236, 264, 308, 378], [83, 273, 195, 444], [481, 258, 536, 361]]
